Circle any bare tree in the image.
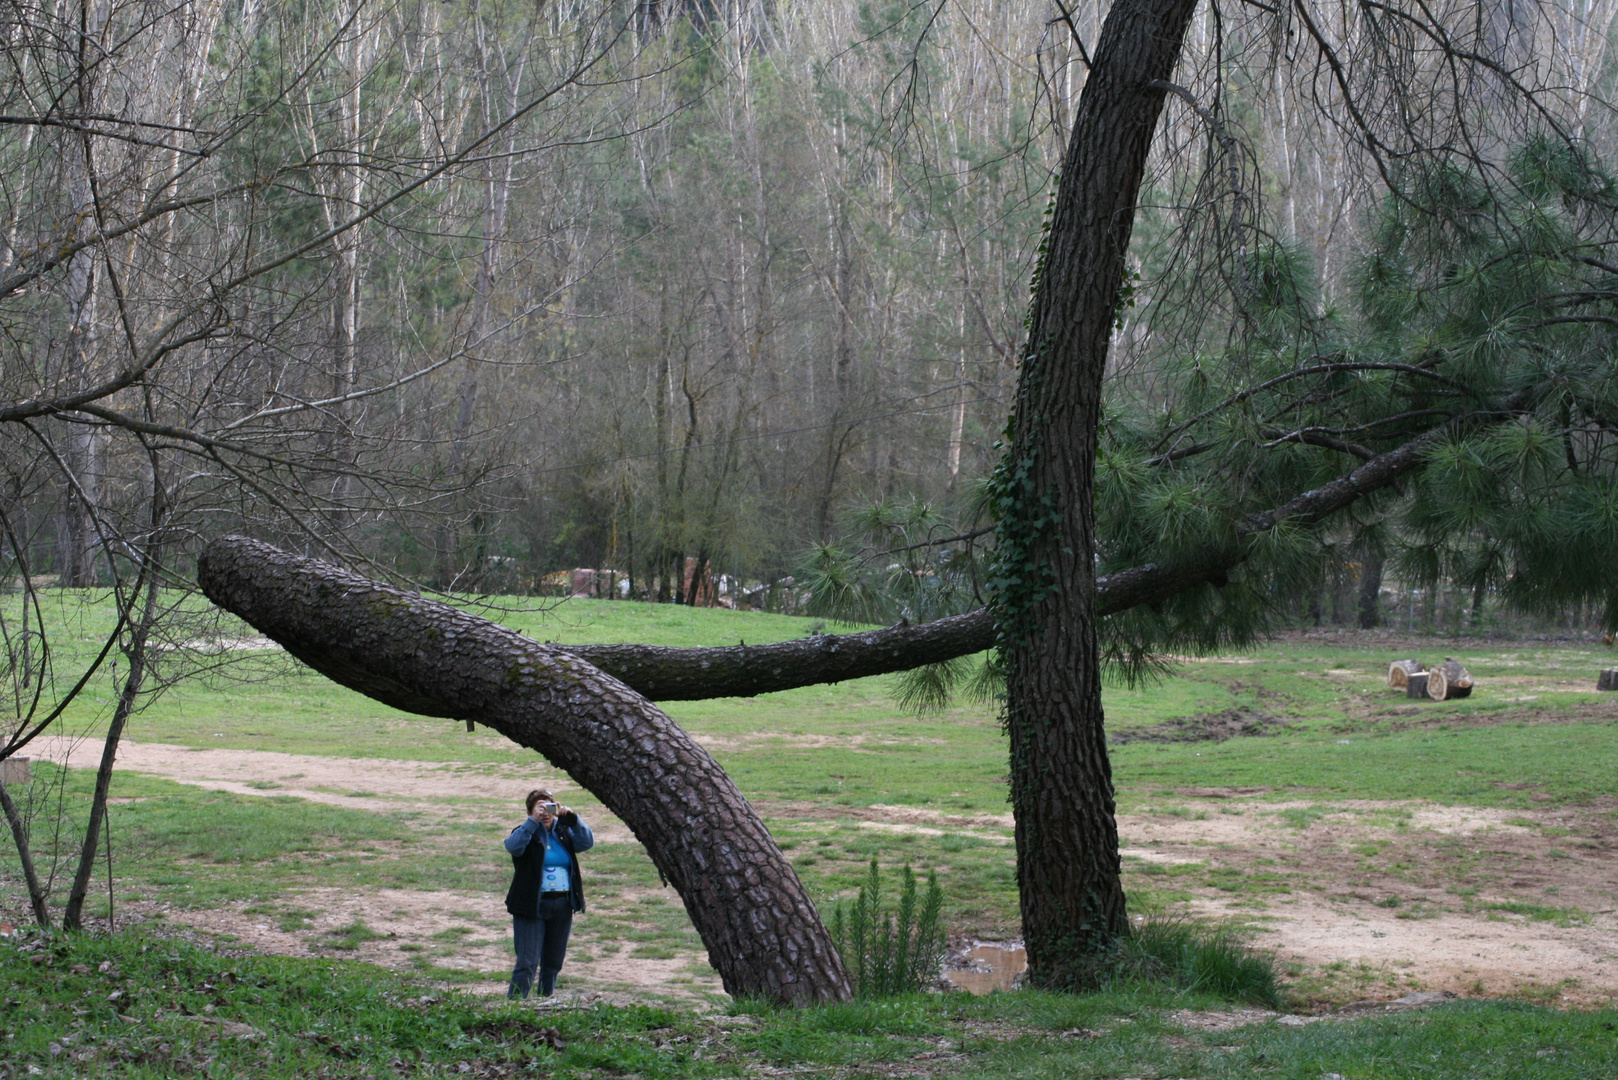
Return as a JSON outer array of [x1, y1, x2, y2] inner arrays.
[[0, 0, 641, 928]]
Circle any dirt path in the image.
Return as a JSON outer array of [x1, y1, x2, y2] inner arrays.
[[21, 739, 1617, 1007], [33, 736, 635, 839], [1118, 793, 1618, 1006]]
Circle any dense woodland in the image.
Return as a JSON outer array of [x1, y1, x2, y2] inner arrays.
[[1, 0, 1614, 626], [0, 0, 1065, 600], [5, 0, 1615, 630]]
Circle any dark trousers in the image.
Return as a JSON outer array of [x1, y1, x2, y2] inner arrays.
[[509, 894, 573, 998]]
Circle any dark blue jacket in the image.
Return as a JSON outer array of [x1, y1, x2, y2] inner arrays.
[[504, 813, 594, 916]]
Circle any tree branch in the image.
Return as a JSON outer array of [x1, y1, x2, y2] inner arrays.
[[575, 403, 1529, 701]]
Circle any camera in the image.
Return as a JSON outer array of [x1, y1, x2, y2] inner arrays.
[[541, 802, 559, 816]]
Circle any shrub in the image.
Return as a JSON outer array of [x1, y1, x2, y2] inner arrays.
[[828, 858, 946, 997]]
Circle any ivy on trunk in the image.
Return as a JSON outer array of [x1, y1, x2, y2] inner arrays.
[[991, 0, 1202, 989]]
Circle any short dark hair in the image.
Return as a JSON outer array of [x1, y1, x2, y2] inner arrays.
[[525, 789, 554, 814]]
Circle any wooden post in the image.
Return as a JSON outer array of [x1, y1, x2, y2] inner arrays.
[[1406, 673, 1430, 699], [1599, 669, 1618, 691]]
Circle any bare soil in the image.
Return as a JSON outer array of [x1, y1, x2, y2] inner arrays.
[[1121, 794, 1618, 1006], [1110, 707, 1293, 745], [20, 738, 1618, 1007]]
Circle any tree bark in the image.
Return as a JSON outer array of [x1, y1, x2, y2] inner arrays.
[[1358, 550, 1385, 629], [1426, 660, 1472, 701], [567, 608, 997, 700], [996, 0, 1200, 989], [197, 536, 850, 1006], [0, 776, 50, 928]]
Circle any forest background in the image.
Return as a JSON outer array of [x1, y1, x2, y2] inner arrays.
[[5, 0, 1559, 611], [7, 0, 1613, 636]]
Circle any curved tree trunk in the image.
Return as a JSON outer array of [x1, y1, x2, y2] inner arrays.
[[197, 536, 850, 1006], [568, 609, 996, 699]]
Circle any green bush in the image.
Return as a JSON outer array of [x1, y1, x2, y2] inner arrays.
[[828, 858, 946, 997]]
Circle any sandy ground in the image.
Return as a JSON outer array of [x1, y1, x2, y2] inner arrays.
[[1120, 794, 1618, 1005], [14, 737, 1618, 1007]]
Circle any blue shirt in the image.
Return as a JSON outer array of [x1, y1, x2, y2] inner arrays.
[[505, 815, 594, 895], [540, 830, 571, 892]]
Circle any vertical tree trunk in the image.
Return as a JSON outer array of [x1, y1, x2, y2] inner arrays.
[[57, 116, 102, 588], [996, 0, 1199, 989], [60, 590, 155, 930], [1358, 550, 1384, 629], [63, 454, 166, 931], [1469, 575, 1488, 630], [437, 16, 529, 588], [0, 777, 49, 928], [198, 537, 851, 1005]]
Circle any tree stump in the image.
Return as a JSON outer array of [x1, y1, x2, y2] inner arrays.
[[1426, 659, 1473, 701], [197, 537, 851, 1005], [1406, 673, 1430, 699], [1387, 659, 1424, 689], [1599, 669, 1618, 691]]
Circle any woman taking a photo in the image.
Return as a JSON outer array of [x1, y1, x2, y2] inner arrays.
[[504, 788, 594, 998]]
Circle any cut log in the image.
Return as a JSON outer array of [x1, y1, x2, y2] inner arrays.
[[1406, 673, 1430, 699], [1599, 668, 1618, 691], [197, 537, 850, 1005], [1426, 659, 1473, 702], [1387, 659, 1425, 689]]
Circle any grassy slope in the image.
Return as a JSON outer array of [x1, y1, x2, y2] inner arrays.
[[2, 930, 1614, 1080]]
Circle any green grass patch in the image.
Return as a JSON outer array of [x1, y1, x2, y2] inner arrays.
[[1113, 918, 1283, 1006], [0, 765, 511, 913], [1477, 901, 1592, 927], [10, 592, 1618, 1014], [318, 919, 390, 951], [1, 922, 1614, 1079], [1113, 720, 1618, 808]]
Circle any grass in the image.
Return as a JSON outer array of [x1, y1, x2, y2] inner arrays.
[[1116, 917, 1283, 1006], [3, 765, 513, 912], [0, 929, 1613, 1080], [5, 591, 1617, 1047], [15, 593, 1618, 819]]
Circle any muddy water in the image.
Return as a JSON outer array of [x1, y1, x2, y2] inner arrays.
[[942, 942, 1027, 994]]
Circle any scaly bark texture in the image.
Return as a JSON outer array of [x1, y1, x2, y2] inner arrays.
[[566, 609, 996, 700], [197, 536, 850, 1006], [996, 0, 1200, 989]]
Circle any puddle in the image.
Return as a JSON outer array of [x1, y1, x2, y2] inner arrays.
[[942, 941, 1027, 994]]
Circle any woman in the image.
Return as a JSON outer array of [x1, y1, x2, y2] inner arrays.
[[504, 787, 594, 998]]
